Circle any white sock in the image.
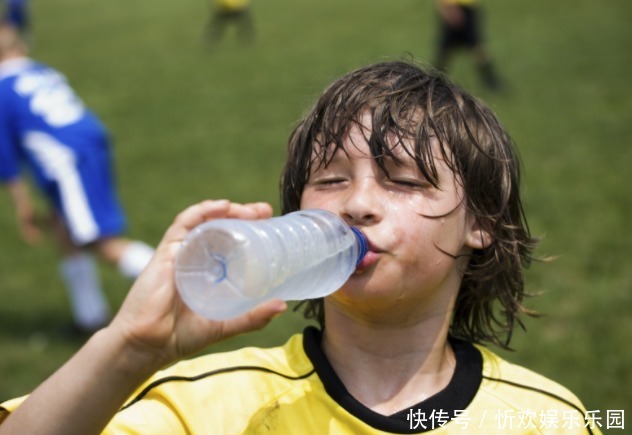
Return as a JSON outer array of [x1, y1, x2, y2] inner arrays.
[[117, 241, 155, 278], [59, 252, 110, 330]]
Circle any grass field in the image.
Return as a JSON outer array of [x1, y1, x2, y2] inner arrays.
[[1, 0, 630, 419]]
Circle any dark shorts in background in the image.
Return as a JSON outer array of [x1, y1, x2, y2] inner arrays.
[[439, 6, 481, 50]]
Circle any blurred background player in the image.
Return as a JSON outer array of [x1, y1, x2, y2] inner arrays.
[[433, 0, 502, 91], [206, 0, 254, 45], [0, 24, 155, 334]]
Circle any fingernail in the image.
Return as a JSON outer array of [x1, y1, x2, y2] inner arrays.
[[272, 300, 288, 315]]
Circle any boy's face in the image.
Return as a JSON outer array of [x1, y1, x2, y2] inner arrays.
[[300, 112, 489, 319]]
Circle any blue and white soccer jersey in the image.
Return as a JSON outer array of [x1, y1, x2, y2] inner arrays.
[[0, 58, 127, 245]]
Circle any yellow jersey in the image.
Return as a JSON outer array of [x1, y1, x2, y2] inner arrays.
[[1, 327, 601, 434]]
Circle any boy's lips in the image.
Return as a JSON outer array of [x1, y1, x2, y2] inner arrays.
[[355, 250, 379, 271], [354, 237, 381, 272]]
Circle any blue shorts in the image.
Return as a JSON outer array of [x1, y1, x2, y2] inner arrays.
[[25, 131, 127, 246]]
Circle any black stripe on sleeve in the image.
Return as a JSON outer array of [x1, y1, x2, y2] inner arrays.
[[119, 365, 315, 412]]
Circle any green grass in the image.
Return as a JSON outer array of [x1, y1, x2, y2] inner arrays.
[[0, 0, 630, 417]]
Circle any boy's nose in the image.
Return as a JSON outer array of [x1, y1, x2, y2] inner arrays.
[[340, 177, 383, 226]]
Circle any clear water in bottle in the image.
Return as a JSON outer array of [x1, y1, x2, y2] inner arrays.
[[174, 209, 367, 320]]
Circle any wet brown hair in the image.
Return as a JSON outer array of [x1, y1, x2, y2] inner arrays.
[[280, 60, 538, 349]]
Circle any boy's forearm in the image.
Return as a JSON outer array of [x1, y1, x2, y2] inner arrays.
[[0, 198, 285, 433], [0, 327, 162, 435]]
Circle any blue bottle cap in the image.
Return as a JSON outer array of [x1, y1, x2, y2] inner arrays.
[[350, 227, 368, 265]]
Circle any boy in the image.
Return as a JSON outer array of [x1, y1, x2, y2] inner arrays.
[[0, 60, 599, 433], [0, 24, 154, 333]]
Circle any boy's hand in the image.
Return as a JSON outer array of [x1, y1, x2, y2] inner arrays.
[[107, 199, 287, 370], [0, 200, 286, 435]]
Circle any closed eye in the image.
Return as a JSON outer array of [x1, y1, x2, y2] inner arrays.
[[387, 178, 431, 189], [309, 177, 347, 187]]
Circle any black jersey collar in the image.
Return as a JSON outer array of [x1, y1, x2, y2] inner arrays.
[[302, 326, 483, 433]]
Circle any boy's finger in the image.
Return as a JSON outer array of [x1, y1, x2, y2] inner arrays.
[[225, 202, 273, 220], [161, 200, 231, 245], [247, 202, 274, 219]]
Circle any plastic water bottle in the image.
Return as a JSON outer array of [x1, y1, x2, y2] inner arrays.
[[174, 209, 368, 320]]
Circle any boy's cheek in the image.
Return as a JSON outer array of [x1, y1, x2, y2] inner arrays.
[[299, 190, 331, 210]]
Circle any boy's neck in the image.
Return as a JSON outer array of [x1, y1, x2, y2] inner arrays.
[[321, 304, 456, 415]]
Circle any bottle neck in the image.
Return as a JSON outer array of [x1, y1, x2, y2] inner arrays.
[[350, 227, 368, 265]]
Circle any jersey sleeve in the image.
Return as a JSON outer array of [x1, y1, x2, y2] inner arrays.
[[0, 395, 28, 424], [0, 84, 22, 183]]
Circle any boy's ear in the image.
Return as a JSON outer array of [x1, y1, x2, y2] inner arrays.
[[465, 215, 493, 250]]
